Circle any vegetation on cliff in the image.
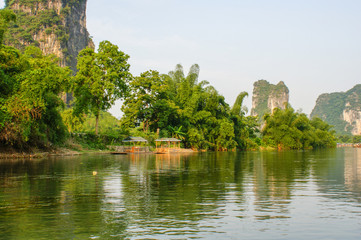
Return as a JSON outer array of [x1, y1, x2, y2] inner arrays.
[[3, 0, 93, 71], [311, 84, 361, 135], [4, 1, 67, 50], [251, 80, 289, 120], [0, 11, 71, 149], [0, 9, 16, 44]]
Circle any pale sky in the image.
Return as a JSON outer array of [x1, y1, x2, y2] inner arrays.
[[2, 0, 361, 118]]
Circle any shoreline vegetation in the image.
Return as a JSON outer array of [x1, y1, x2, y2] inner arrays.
[[0, 9, 348, 156]]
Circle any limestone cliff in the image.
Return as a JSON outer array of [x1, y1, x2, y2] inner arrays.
[[311, 84, 361, 135], [4, 0, 94, 73], [251, 80, 289, 120]]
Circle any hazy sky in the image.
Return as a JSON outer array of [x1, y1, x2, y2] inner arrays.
[[2, 0, 361, 118]]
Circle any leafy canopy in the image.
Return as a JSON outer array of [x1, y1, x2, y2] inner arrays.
[[262, 105, 336, 150], [0, 44, 71, 147], [73, 40, 131, 135], [122, 64, 259, 150]]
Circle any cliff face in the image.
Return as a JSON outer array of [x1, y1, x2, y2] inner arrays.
[[4, 0, 94, 72], [310, 84, 361, 135], [251, 80, 289, 119]]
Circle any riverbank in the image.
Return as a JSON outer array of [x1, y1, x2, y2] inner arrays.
[[0, 145, 114, 159], [0, 144, 199, 159]]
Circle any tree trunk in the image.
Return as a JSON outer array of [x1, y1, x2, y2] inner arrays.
[[95, 114, 99, 135]]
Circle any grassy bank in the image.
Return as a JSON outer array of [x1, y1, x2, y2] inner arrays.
[[0, 133, 121, 159]]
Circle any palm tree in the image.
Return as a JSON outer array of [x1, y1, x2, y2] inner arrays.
[[168, 126, 185, 140]]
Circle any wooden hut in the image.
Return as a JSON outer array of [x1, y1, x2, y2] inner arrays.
[[112, 136, 149, 154], [155, 138, 181, 154]]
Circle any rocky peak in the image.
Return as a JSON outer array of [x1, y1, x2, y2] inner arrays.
[[11, 0, 63, 15], [4, 0, 94, 72], [310, 84, 361, 135], [251, 80, 289, 120]]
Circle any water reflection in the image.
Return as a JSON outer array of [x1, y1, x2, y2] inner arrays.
[[345, 148, 361, 195], [0, 149, 361, 239]]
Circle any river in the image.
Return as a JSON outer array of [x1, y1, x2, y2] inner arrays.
[[0, 148, 360, 239]]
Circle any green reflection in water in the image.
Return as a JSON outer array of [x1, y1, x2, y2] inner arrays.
[[0, 149, 360, 239]]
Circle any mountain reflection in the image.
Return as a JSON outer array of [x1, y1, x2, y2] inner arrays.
[[344, 148, 361, 193], [0, 149, 360, 239]]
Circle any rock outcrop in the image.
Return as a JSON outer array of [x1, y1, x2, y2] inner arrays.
[[251, 80, 289, 120], [311, 84, 361, 135], [4, 0, 94, 72]]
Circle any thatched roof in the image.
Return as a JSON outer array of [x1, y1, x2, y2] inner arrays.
[[155, 138, 181, 142], [122, 136, 148, 142]]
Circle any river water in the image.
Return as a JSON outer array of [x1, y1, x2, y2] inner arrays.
[[0, 148, 360, 239]]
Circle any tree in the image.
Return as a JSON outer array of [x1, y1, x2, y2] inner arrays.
[[262, 105, 336, 150], [231, 92, 248, 116], [121, 70, 178, 132], [73, 40, 131, 135], [17, 46, 70, 145], [60, 108, 85, 133], [309, 117, 336, 148], [0, 45, 71, 147], [215, 119, 237, 151], [121, 64, 262, 151], [168, 125, 185, 140], [262, 106, 302, 149], [352, 135, 361, 144], [0, 9, 16, 45], [230, 91, 260, 150]]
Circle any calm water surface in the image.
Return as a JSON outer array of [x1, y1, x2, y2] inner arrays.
[[0, 148, 361, 239]]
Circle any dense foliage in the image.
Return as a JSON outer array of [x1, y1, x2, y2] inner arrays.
[[4, 1, 67, 51], [2, 0, 86, 67], [311, 85, 361, 135], [62, 110, 123, 137], [0, 9, 16, 44], [310, 92, 347, 134], [72, 40, 131, 135], [121, 64, 259, 151], [0, 11, 71, 148], [337, 134, 361, 143], [262, 106, 336, 150]]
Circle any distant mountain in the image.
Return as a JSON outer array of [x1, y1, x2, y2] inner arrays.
[[310, 84, 361, 135], [251, 80, 289, 120]]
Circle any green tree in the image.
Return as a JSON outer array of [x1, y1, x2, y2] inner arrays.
[[309, 117, 336, 148], [231, 92, 248, 116], [121, 63, 261, 151], [121, 70, 178, 132], [263, 106, 303, 149], [337, 134, 352, 143], [352, 135, 361, 143], [168, 125, 185, 140], [215, 119, 237, 151], [165, 64, 236, 150], [0, 45, 71, 147], [80, 111, 122, 137], [0, 9, 16, 45], [60, 108, 85, 133], [262, 106, 336, 150], [0, 45, 26, 143], [73, 40, 131, 135], [18, 46, 70, 145], [230, 91, 259, 150]]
